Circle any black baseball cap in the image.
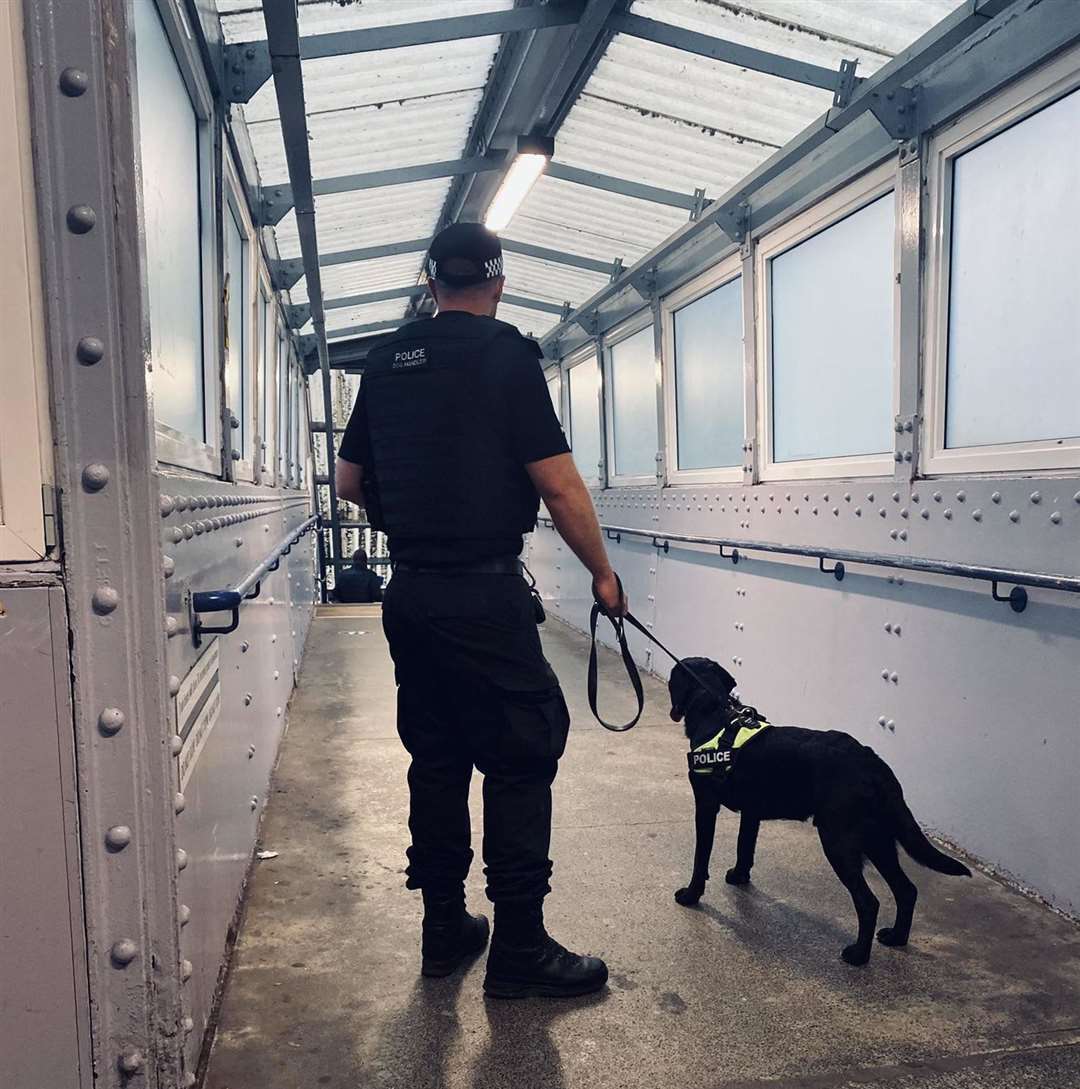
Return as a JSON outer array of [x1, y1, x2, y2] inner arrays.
[[426, 223, 504, 287]]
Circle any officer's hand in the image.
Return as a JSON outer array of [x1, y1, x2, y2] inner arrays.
[[593, 570, 628, 617]]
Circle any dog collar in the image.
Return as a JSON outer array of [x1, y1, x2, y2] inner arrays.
[[688, 718, 770, 775]]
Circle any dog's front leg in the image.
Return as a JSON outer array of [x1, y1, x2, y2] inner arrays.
[[726, 814, 760, 885], [675, 785, 719, 906]]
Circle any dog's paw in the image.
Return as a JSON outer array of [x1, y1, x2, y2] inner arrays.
[[674, 886, 703, 907], [876, 927, 909, 948], [725, 868, 751, 886], [841, 943, 871, 966]]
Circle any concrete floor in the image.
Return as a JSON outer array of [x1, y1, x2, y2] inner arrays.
[[205, 610, 1080, 1089]]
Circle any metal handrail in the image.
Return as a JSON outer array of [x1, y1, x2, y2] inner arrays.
[[190, 514, 319, 645], [536, 518, 1080, 613]]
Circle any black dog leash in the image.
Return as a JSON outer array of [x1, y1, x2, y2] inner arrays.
[[587, 574, 733, 732]]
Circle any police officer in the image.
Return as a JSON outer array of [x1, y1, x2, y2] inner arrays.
[[335, 223, 626, 999]]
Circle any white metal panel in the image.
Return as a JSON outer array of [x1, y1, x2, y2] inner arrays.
[[501, 250, 610, 309], [324, 299, 416, 337], [495, 301, 559, 340], [293, 253, 426, 306], [0, 0, 49, 561]]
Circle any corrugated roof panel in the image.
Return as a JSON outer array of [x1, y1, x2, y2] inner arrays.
[[242, 38, 502, 125], [218, 0, 513, 43], [273, 179, 452, 259], [292, 253, 425, 307], [508, 174, 686, 265], [555, 92, 776, 199], [703, 0, 969, 58], [495, 303, 559, 340], [501, 251, 610, 310], [247, 88, 488, 185], [323, 299, 413, 337]]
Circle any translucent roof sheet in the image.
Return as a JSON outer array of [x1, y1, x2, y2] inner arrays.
[[218, 0, 964, 340]]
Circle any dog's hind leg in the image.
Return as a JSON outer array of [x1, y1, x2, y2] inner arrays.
[[866, 836, 917, 948], [726, 814, 759, 885], [675, 790, 720, 906], [818, 827, 879, 966]]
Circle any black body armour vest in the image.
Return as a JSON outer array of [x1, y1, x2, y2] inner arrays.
[[358, 317, 542, 551]]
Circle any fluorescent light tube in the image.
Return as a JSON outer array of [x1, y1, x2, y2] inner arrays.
[[484, 153, 548, 233]]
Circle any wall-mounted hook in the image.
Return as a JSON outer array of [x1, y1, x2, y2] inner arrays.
[[651, 537, 669, 553], [605, 529, 622, 544], [719, 544, 740, 565], [992, 582, 1028, 613]]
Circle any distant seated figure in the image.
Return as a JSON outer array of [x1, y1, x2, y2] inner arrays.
[[334, 549, 383, 603]]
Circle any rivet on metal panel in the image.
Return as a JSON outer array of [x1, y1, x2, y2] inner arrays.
[[866, 492, 875, 502], [248, 745, 256, 759], [76, 336, 104, 365], [163, 556, 175, 578], [1074, 492, 1080, 504], [250, 796, 259, 811], [903, 451, 912, 462], [243, 693, 253, 706], [972, 509, 983, 522], [240, 640, 250, 653], [991, 492, 1002, 504], [920, 509, 930, 520], [235, 537, 243, 547], [894, 452, 903, 463], [890, 673, 899, 684], [956, 490, 966, 502], [105, 825, 132, 851], [271, 634, 277, 643], [92, 586, 119, 614], [170, 734, 183, 756], [166, 616, 179, 637], [911, 492, 919, 503], [855, 507, 862, 517], [178, 904, 191, 927], [110, 940, 138, 967], [181, 959, 193, 981], [275, 707, 283, 718], [1009, 510, 1020, 523], [887, 720, 896, 732], [897, 578, 904, 586], [881, 669, 889, 679], [885, 623, 892, 633], [273, 670, 280, 680], [182, 524, 194, 540], [944, 509, 953, 520], [879, 508, 886, 518], [176, 849, 188, 871], [899, 530, 907, 541], [160, 494, 175, 516], [878, 716, 887, 728], [1051, 511, 1062, 524], [59, 66, 88, 95], [193, 521, 205, 535], [900, 508, 909, 519], [98, 708, 125, 735], [118, 1049, 144, 1075], [889, 529, 898, 540], [894, 626, 901, 636], [1030, 491, 1042, 504], [66, 204, 96, 233], [174, 793, 186, 815]]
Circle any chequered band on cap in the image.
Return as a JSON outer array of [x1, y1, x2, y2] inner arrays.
[[427, 254, 503, 283]]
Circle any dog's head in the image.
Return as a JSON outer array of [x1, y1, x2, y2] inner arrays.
[[668, 657, 738, 726]]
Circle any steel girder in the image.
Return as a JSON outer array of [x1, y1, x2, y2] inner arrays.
[[261, 0, 342, 569], [271, 236, 620, 291], [224, 0, 587, 103]]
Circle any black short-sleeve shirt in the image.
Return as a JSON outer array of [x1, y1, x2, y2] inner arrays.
[[338, 311, 568, 564]]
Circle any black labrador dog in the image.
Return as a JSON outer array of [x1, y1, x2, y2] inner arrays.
[[670, 657, 970, 965]]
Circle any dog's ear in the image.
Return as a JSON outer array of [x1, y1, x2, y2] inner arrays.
[[669, 657, 737, 721]]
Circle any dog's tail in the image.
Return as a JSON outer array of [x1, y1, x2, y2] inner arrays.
[[893, 801, 971, 876]]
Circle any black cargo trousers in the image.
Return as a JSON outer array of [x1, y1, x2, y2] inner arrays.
[[381, 568, 571, 903]]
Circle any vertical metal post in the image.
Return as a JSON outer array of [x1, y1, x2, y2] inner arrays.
[[650, 293, 666, 488], [24, 0, 185, 1084], [895, 145, 924, 481], [740, 237, 760, 484]]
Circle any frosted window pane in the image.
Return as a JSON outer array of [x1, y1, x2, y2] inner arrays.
[[673, 277, 743, 470], [770, 194, 894, 463], [609, 326, 657, 478], [546, 374, 561, 422], [135, 0, 204, 441], [946, 88, 1080, 448], [257, 294, 268, 448], [224, 204, 247, 458], [568, 355, 601, 481], [278, 339, 289, 478]]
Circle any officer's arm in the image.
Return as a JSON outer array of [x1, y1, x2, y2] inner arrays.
[[526, 453, 626, 615], [335, 457, 365, 506]]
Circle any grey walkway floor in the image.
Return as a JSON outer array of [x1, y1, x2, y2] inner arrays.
[[205, 610, 1080, 1089]]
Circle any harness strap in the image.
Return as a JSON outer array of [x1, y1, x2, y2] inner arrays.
[[587, 574, 735, 733]]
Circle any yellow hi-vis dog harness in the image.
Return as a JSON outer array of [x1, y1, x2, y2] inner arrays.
[[688, 717, 771, 775]]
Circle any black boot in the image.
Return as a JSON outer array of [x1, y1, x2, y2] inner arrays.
[[484, 901, 608, 999], [420, 889, 490, 978]]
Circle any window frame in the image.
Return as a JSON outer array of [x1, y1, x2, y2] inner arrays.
[[755, 161, 900, 482], [923, 47, 1080, 477], [277, 325, 290, 484], [602, 311, 658, 487], [136, 0, 221, 477], [661, 254, 746, 486], [564, 342, 604, 487], [256, 273, 275, 483], [544, 366, 563, 425], [222, 150, 256, 482]]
